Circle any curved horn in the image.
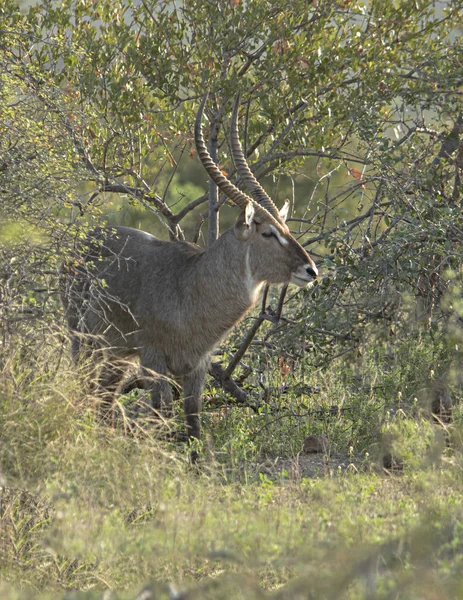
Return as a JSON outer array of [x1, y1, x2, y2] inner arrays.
[[194, 93, 286, 230], [230, 94, 284, 223]]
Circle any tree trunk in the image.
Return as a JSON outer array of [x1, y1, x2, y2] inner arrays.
[[207, 110, 220, 246]]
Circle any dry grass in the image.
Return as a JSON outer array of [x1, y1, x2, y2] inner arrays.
[[1, 331, 463, 598]]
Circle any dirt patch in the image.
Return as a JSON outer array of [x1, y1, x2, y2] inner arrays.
[[256, 452, 363, 480]]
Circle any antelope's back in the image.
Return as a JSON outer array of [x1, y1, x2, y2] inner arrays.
[[65, 226, 202, 350]]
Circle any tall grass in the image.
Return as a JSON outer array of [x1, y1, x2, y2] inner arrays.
[[1, 327, 463, 598]]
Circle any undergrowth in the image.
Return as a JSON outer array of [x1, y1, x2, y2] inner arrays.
[[1, 327, 463, 599]]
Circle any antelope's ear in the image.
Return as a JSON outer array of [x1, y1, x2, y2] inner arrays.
[[234, 202, 255, 241], [244, 201, 255, 226], [279, 199, 290, 222]]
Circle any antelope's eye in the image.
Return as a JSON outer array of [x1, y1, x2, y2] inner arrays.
[[262, 231, 275, 239]]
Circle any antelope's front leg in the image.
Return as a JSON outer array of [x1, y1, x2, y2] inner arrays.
[[182, 367, 207, 456]]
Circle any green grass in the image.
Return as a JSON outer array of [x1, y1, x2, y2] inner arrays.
[[1, 329, 463, 599]]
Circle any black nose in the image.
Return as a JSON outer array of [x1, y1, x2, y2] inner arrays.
[[306, 264, 318, 279]]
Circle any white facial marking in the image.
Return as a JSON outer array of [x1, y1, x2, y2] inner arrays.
[[245, 247, 264, 303], [245, 247, 254, 294], [269, 225, 289, 246]]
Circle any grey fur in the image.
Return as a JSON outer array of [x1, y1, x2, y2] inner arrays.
[[64, 214, 317, 448], [63, 100, 318, 456]]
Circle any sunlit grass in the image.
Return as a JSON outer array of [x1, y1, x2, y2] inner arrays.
[[1, 330, 463, 598]]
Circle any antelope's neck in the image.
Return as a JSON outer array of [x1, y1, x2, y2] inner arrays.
[[185, 230, 264, 338]]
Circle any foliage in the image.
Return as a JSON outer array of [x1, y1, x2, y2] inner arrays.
[[1, 0, 463, 596], [2, 0, 462, 359], [0, 333, 463, 598]]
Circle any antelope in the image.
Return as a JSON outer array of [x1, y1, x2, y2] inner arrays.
[[63, 94, 318, 457]]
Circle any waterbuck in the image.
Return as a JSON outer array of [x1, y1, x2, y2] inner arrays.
[[63, 94, 318, 456]]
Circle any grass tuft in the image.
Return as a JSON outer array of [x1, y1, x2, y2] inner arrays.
[[1, 329, 463, 598]]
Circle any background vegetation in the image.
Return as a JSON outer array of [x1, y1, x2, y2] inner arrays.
[[1, 0, 463, 597]]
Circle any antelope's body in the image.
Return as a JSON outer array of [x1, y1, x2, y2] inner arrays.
[[64, 94, 318, 456]]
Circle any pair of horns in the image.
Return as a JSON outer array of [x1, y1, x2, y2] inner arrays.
[[194, 93, 288, 231]]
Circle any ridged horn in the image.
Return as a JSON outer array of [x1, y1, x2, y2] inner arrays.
[[194, 93, 287, 230], [230, 93, 285, 224]]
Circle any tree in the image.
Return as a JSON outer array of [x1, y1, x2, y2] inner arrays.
[[1, 0, 462, 400]]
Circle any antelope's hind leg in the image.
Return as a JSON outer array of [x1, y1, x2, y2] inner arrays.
[[69, 334, 121, 419], [139, 347, 173, 418], [95, 358, 128, 422]]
